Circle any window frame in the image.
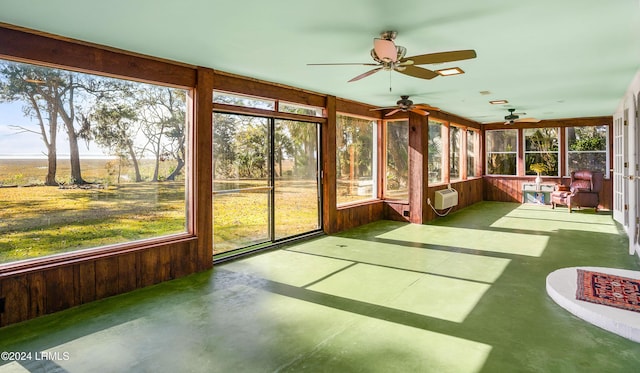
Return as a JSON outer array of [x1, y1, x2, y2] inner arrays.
[[565, 125, 610, 178], [523, 127, 560, 177], [383, 119, 409, 201], [428, 118, 447, 185], [466, 128, 480, 179], [335, 112, 379, 207], [0, 27, 200, 272], [485, 129, 519, 176], [449, 124, 464, 182]]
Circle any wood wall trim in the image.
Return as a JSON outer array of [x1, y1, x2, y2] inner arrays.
[[212, 102, 327, 124], [213, 71, 326, 108], [0, 24, 196, 88], [408, 112, 428, 223], [322, 96, 338, 233], [0, 236, 197, 278], [430, 111, 482, 129], [483, 116, 612, 130], [336, 98, 383, 119], [194, 67, 214, 271]]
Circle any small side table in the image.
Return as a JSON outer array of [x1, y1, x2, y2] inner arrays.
[[522, 183, 555, 205]]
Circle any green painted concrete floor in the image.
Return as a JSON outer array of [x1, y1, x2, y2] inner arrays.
[[1, 201, 639, 372]]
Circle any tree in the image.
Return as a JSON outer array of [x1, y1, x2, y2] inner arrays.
[[89, 104, 143, 182], [137, 87, 186, 182], [56, 72, 91, 184], [386, 121, 409, 190], [0, 61, 102, 185], [213, 113, 239, 179], [163, 91, 187, 181], [283, 120, 317, 179], [524, 128, 559, 176], [0, 62, 63, 185]]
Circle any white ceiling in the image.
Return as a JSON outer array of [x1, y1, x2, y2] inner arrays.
[[2, 0, 639, 123]]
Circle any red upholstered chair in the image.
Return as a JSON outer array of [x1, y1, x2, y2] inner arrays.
[[551, 170, 603, 212]]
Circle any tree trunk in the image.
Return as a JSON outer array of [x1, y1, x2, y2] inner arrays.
[[66, 127, 85, 184], [127, 143, 142, 182], [152, 156, 160, 182], [166, 159, 184, 181], [57, 81, 85, 185], [45, 145, 57, 186]]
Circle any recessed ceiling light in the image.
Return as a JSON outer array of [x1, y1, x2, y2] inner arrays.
[[436, 67, 464, 76], [489, 100, 509, 105]]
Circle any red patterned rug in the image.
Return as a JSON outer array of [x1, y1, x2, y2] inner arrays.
[[576, 269, 640, 313]]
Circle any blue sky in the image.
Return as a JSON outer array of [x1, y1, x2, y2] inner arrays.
[[0, 101, 108, 159]]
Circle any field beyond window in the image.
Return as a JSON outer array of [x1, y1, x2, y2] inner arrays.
[[0, 59, 189, 264]]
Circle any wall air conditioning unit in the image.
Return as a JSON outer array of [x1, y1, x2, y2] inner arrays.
[[434, 188, 458, 210]]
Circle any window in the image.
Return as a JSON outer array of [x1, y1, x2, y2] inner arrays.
[[524, 128, 559, 176], [449, 125, 462, 181], [212, 113, 321, 255], [385, 120, 409, 200], [279, 101, 323, 117], [566, 125, 608, 175], [0, 59, 189, 264], [336, 114, 377, 205], [486, 129, 517, 175], [428, 120, 445, 184], [467, 129, 479, 178], [213, 90, 275, 110]]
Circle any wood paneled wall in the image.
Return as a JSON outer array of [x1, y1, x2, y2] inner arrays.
[[482, 116, 614, 211], [425, 179, 484, 222], [384, 179, 484, 223], [483, 176, 613, 211], [0, 239, 201, 326], [336, 202, 386, 232]]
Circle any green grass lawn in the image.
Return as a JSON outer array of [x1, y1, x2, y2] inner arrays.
[[1, 180, 320, 263], [1, 159, 320, 263], [0, 182, 187, 263]]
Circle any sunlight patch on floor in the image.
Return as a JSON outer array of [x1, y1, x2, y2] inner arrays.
[[289, 236, 511, 283], [307, 263, 491, 323], [222, 249, 354, 287], [377, 224, 549, 257], [491, 206, 620, 234], [282, 316, 492, 373]]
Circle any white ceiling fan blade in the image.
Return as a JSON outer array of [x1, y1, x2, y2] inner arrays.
[[348, 67, 383, 82], [374, 38, 397, 62]]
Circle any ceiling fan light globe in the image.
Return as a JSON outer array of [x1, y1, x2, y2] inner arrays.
[[370, 49, 383, 64], [374, 38, 398, 63]]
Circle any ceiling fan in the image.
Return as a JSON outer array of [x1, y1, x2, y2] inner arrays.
[[308, 31, 476, 82], [504, 108, 541, 125], [370, 95, 440, 116]]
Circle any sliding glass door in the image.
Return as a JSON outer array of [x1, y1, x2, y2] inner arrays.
[[274, 119, 320, 239], [213, 114, 320, 255], [213, 114, 271, 253]]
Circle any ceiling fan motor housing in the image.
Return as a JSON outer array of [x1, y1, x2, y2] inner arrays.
[[504, 108, 519, 121], [397, 95, 413, 109]]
